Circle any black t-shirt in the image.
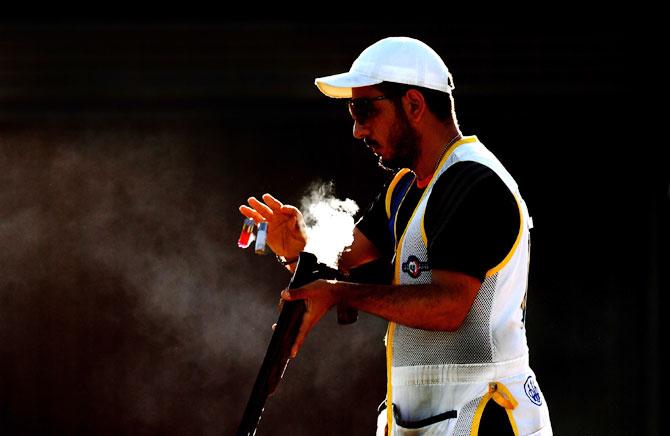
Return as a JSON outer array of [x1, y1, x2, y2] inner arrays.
[[356, 161, 520, 282]]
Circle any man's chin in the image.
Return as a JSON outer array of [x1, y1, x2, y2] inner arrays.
[[377, 156, 402, 172], [368, 150, 395, 172], [370, 147, 413, 171]]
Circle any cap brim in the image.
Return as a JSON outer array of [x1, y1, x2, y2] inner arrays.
[[314, 71, 383, 98]]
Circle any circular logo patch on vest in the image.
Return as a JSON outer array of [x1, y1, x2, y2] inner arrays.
[[401, 255, 430, 279], [524, 376, 542, 406]]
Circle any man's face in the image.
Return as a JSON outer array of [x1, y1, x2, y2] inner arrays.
[[350, 86, 420, 171]]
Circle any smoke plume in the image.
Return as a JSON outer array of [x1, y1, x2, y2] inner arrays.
[[300, 181, 359, 268]]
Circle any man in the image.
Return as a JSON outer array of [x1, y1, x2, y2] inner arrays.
[[240, 37, 552, 435]]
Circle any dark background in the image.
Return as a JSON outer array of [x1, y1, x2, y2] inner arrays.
[[0, 18, 663, 435]]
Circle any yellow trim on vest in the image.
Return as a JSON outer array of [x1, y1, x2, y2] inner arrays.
[[490, 381, 519, 410], [385, 168, 412, 219], [485, 194, 523, 278], [469, 382, 519, 436], [420, 215, 428, 247], [386, 322, 396, 433], [434, 136, 476, 181], [392, 178, 415, 248], [460, 135, 479, 145], [470, 393, 489, 436], [393, 251, 402, 285]]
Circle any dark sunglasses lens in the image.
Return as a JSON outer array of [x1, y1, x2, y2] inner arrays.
[[349, 99, 371, 123]]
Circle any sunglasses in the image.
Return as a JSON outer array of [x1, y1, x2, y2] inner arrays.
[[347, 95, 390, 124]]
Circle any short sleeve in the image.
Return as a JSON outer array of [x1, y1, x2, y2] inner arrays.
[[425, 161, 520, 282]]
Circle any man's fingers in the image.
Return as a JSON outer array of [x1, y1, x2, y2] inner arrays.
[[282, 289, 307, 358], [247, 197, 274, 218], [290, 317, 313, 359], [239, 205, 265, 223], [262, 193, 284, 211], [281, 289, 302, 301]]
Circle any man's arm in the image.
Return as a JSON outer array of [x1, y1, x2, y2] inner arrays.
[[281, 269, 480, 357]]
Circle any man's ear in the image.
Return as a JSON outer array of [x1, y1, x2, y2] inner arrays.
[[403, 89, 427, 123]]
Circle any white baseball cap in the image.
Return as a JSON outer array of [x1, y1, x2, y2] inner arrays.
[[314, 37, 455, 99]]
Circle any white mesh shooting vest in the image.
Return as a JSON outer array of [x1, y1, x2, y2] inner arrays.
[[385, 136, 533, 429]]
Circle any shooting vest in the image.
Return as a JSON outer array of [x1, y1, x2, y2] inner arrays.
[[384, 136, 533, 430]]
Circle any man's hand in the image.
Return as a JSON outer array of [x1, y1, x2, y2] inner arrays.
[[281, 279, 340, 358], [239, 193, 308, 259]]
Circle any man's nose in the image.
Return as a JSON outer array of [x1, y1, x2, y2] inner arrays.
[[352, 120, 369, 139]]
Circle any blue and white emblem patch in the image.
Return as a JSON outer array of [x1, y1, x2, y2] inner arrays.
[[524, 376, 542, 406]]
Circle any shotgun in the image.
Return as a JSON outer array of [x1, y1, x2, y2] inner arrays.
[[235, 252, 355, 436]]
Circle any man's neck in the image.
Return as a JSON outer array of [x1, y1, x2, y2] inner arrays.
[[414, 127, 462, 183]]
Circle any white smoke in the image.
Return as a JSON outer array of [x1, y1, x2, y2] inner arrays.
[[300, 181, 359, 269]]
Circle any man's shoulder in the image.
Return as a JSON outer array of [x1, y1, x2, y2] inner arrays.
[[434, 160, 500, 187], [430, 160, 516, 209]]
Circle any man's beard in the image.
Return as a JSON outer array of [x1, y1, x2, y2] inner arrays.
[[378, 108, 420, 171]]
